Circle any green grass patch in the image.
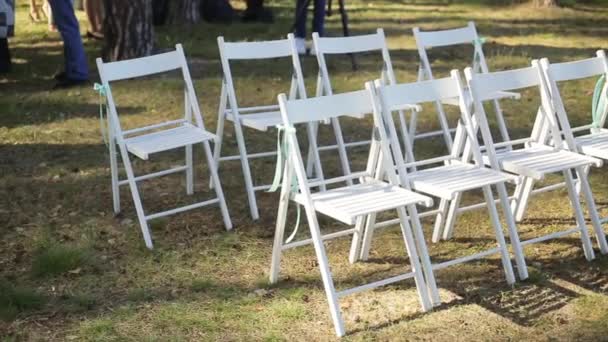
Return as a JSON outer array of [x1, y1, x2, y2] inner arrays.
[[0, 279, 46, 321], [31, 241, 92, 278]]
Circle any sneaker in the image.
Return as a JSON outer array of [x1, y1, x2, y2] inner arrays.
[[295, 37, 307, 55], [309, 42, 316, 56]]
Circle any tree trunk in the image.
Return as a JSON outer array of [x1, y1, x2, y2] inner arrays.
[[102, 0, 154, 61], [534, 0, 559, 6], [169, 0, 202, 24]]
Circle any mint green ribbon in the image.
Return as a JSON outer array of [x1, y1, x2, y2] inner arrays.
[[472, 36, 487, 72], [93, 83, 110, 146], [267, 125, 301, 244], [592, 74, 607, 129]]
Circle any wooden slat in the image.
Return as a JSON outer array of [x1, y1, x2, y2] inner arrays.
[[470, 66, 540, 101], [414, 25, 476, 48], [315, 32, 385, 55], [222, 39, 292, 60], [381, 76, 460, 110], [577, 132, 608, 159], [125, 124, 215, 160], [547, 57, 606, 82], [99, 50, 182, 82], [282, 90, 372, 124], [294, 181, 433, 225]]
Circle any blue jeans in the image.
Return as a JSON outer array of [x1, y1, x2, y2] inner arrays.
[[49, 0, 88, 80], [295, 0, 326, 39]]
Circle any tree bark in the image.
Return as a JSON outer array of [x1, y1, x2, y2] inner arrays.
[[534, 0, 559, 6], [169, 0, 202, 24], [102, 0, 154, 61]]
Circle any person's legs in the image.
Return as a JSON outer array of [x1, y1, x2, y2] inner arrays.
[[48, 0, 88, 82], [0, 38, 11, 73], [29, 0, 42, 21], [312, 0, 326, 36], [84, 0, 103, 37], [294, 0, 308, 38]]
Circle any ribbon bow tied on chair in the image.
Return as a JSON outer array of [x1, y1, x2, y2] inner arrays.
[[93, 82, 110, 146], [592, 74, 607, 132], [471, 36, 487, 74], [267, 124, 301, 244]]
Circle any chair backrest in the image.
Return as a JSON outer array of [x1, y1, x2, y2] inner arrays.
[[414, 21, 488, 80], [277, 89, 384, 196], [96, 44, 205, 139], [217, 34, 307, 116], [313, 29, 396, 96], [465, 62, 563, 167], [540, 50, 608, 134], [372, 71, 484, 178]]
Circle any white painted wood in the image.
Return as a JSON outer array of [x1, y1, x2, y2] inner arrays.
[[214, 34, 314, 220], [220, 38, 293, 60], [469, 66, 540, 102], [314, 31, 386, 54], [282, 90, 372, 124], [461, 61, 603, 262], [98, 50, 182, 82], [361, 77, 521, 307], [413, 22, 477, 49], [270, 87, 435, 336], [96, 44, 233, 249], [124, 124, 215, 160]]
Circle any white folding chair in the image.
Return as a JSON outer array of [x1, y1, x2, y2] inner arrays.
[[96, 44, 232, 250], [461, 63, 604, 260], [533, 51, 608, 252], [213, 34, 323, 220], [357, 73, 526, 295], [413, 21, 519, 151], [269, 87, 435, 337], [306, 29, 416, 180]]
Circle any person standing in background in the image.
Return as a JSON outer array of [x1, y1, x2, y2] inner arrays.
[[294, 0, 326, 55], [84, 0, 103, 39], [48, 0, 89, 88], [0, 0, 14, 73]]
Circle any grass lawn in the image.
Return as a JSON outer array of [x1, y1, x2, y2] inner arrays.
[[2, 0, 608, 340]]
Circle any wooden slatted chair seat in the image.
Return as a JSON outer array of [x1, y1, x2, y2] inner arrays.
[[407, 162, 518, 200], [125, 124, 216, 160], [485, 145, 602, 180], [294, 181, 433, 225]]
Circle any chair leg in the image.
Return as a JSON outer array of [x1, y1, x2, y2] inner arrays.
[[431, 199, 449, 243], [305, 121, 319, 178], [511, 177, 534, 222], [117, 144, 154, 249], [563, 170, 596, 261], [109, 136, 120, 214], [396, 206, 434, 312], [330, 118, 353, 186], [185, 145, 194, 195], [202, 141, 232, 231], [576, 166, 608, 254], [407, 205, 441, 306], [211, 86, 228, 190], [441, 194, 462, 241], [358, 212, 377, 261], [305, 209, 346, 337], [482, 185, 516, 285], [348, 215, 366, 264], [269, 193, 290, 284], [232, 122, 260, 220], [496, 183, 528, 280]]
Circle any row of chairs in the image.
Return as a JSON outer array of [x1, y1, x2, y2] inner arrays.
[[96, 22, 496, 248], [94, 23, 608, 336], [271, 56, 608, 336]]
